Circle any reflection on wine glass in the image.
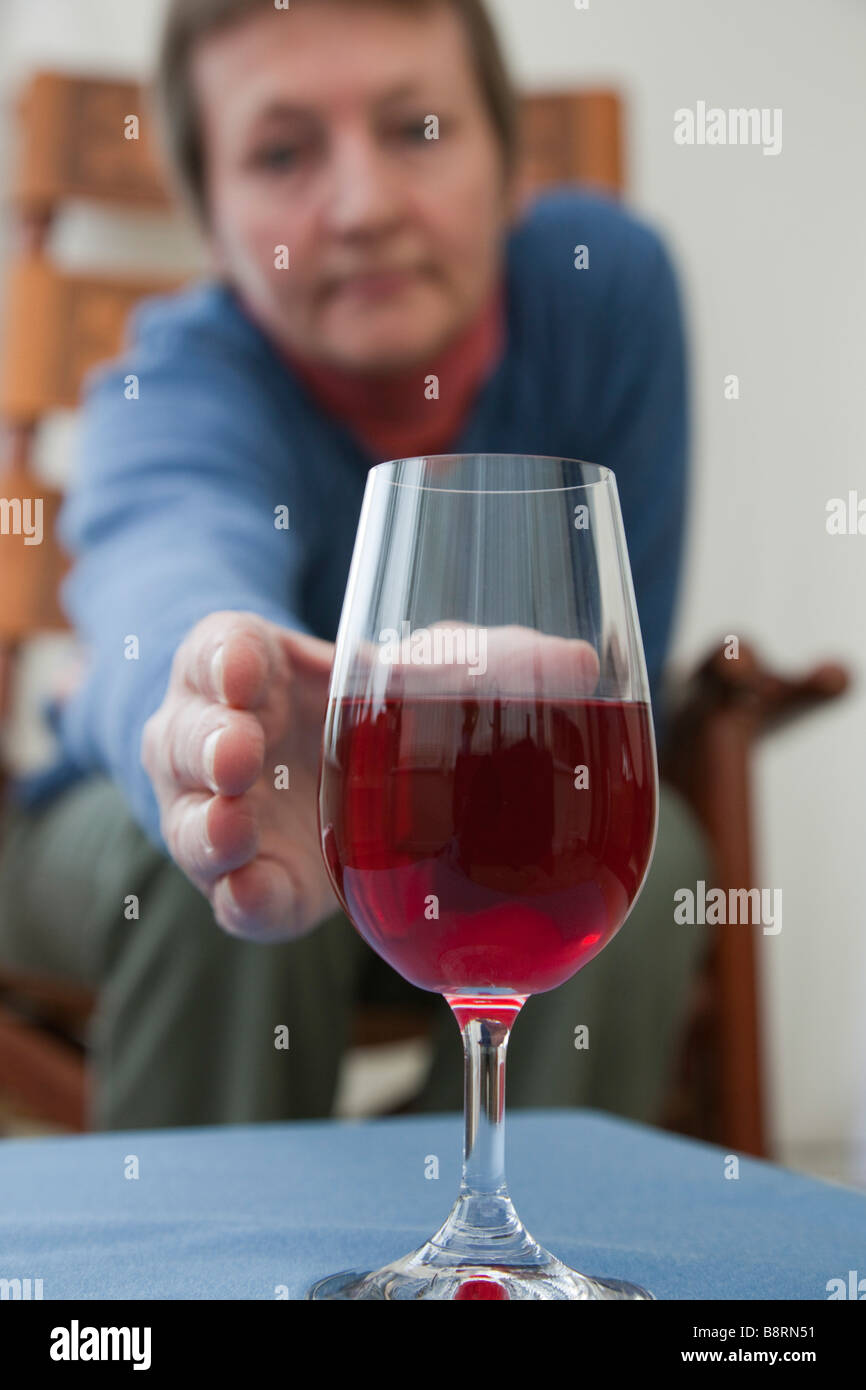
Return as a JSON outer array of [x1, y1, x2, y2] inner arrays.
[[307, 455, 658, 1301]]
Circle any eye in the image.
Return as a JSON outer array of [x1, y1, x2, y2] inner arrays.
[[253, 143, 303, 171], [392, 119, 431, 144]]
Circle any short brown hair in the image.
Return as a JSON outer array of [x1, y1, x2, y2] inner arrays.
[[152, 0, 519, 228]]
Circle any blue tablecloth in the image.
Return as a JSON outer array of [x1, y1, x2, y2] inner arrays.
[[1, 1109, 863, 1299]]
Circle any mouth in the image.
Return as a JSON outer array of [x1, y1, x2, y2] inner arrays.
[[325, 266, 426, 302]]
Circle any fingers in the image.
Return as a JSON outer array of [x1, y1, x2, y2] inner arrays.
[[356, 622, 601, 697], [211, 855, 305, 941], [273, 628, 336, 724], [161, 790, 311, 939], [179, 611, 281, 709], [139, 611, 339, 941], [488, 627, 601, 696], [164, 697, 265, 795], [274, 627, 336, 676], [162, 789, 260, 883]]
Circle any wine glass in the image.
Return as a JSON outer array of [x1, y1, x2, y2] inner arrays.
[[307, 455, 658, 1300]]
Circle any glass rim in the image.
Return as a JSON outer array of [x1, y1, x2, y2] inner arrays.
[[368, 454, 614, 495]]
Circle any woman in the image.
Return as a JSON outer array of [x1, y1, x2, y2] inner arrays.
[[0, 0, 708, 1129]]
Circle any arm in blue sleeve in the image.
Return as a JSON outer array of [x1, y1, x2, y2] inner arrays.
[[55, 303, 314, 852], [592, 229, 690, 734]]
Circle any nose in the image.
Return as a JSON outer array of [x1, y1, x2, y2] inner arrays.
[[323, 129, 407, 237]]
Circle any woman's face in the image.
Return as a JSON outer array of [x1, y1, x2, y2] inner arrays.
[[191, 1, 522, 372]]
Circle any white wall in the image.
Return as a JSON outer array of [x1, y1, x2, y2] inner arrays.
[[1, 0, 864, 1176]]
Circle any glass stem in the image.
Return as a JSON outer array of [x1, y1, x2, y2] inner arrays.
[[429, 997, 543, 1264], [460, 1012, 511, 1202]]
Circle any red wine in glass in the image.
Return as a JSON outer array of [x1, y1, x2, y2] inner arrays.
[[321, 694, 656, 999]]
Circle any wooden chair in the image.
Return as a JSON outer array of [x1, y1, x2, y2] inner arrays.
[[659, 646, 850, 1155], [0, 71, 848, 1148]]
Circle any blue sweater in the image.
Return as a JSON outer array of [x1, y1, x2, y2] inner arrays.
[[12, 187, 689, 853]]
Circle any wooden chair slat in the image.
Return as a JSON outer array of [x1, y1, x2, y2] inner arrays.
[[0, 258, 182, 422], [12, 71, 171, 217], [0, 466, 71, 639], [520, 90, 623, 195], [0, 1007, 88, 1132]]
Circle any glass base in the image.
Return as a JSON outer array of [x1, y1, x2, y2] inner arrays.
[[306, 1237, 654, 1300]]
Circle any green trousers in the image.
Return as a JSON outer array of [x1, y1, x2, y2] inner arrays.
[[0, 775, 710, 1131]]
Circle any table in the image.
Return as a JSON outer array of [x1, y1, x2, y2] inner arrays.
[[1, 1109, 864, 1299]]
